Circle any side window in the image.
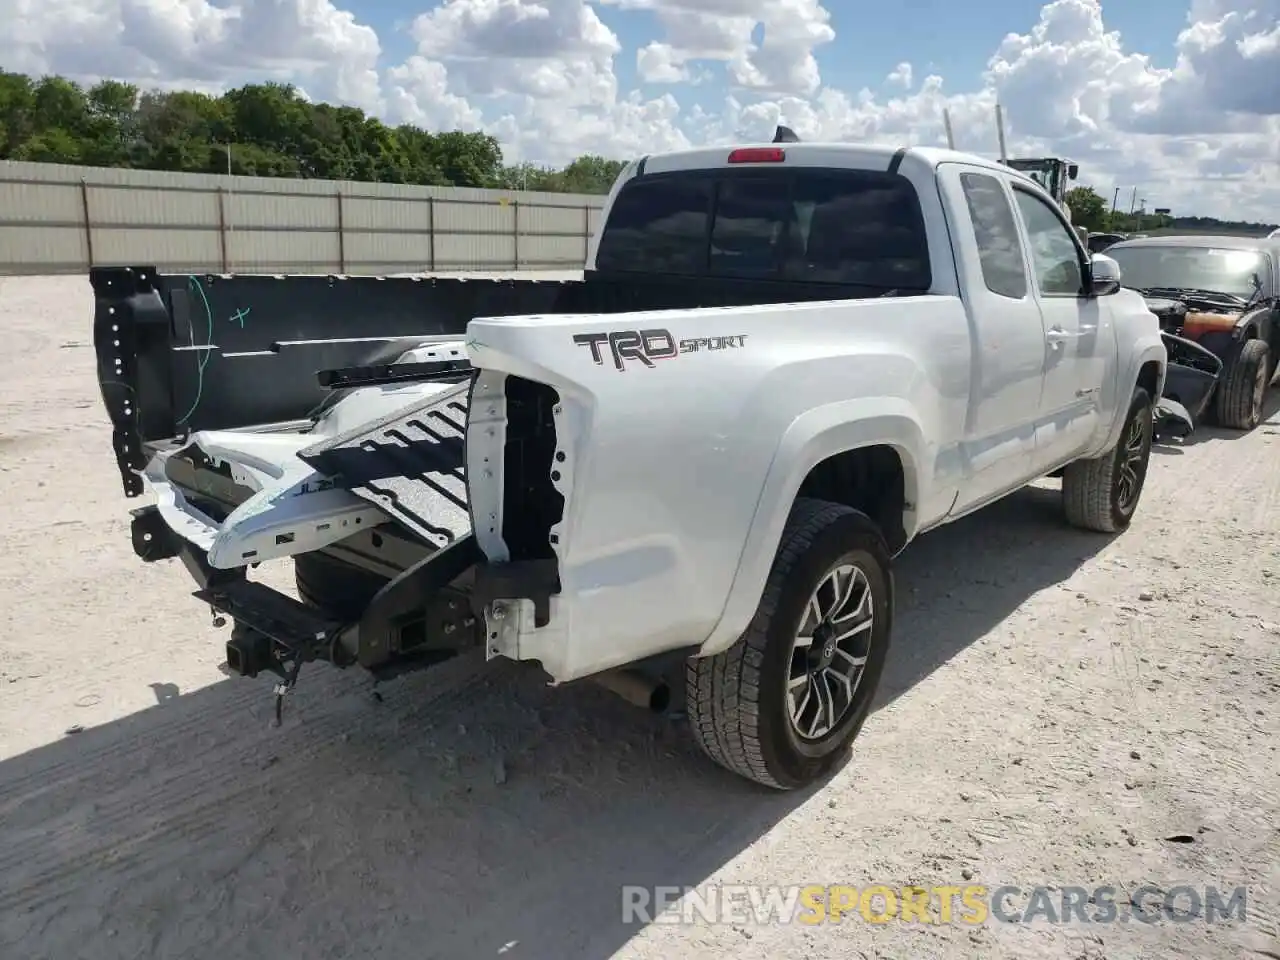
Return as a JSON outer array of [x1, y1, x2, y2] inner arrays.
[[959, 172, 1028, 299], [1012, 188, 1084, 296], [594, 176, 711, 274]]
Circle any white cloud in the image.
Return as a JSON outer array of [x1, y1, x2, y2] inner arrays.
[[0, 0, 1277, 220], [383, 56, 486, 132], [601, 0, 835, 95], [407, 0, 621, 106], [885, 62, 913, 90], [0, 0, 384, 111]]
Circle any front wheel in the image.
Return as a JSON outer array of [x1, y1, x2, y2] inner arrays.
[[1062, 386, 1154, 533], [1215, 338, 1270, 431], [685, 498, 894, 790]]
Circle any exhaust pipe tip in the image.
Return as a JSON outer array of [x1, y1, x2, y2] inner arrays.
[[648, 681, 671, 714], [590, 668, 671, 713]]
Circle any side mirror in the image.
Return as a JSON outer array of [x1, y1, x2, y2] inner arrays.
[[1067, 163, 1079, 180], [1088, 253, 1121, 296]]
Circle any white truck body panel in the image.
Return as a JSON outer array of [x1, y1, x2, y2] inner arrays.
[[131, 140, 1165, 685], [459, 145, 1163, 679]]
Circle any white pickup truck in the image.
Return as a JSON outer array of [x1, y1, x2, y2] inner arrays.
[[92, 136, 1167, 790]]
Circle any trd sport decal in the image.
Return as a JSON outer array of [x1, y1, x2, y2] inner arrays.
[[572, 329, 749, 371]]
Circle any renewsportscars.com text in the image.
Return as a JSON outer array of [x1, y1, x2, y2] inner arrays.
[[621, 883, 1248, 926]]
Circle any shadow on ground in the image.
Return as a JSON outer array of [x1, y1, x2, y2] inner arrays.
[[0, 483, 1111, 960]]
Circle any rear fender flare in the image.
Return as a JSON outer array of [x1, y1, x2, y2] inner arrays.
[[697, 399, 926, 659]]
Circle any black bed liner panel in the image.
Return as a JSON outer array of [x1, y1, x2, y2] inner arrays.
[[92, 268, 566, 444], [91, 265, 877, 497]]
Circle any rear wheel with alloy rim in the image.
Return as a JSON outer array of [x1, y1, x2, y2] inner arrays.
[[788, 563, 875, 741], [686, 498, 894, 790]]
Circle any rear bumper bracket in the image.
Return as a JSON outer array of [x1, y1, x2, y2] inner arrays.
[[130, 504, 181, 562], [470, 559, 561, 629]]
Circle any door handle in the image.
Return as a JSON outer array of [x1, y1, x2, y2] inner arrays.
[[1046, 327, 1073, 347]]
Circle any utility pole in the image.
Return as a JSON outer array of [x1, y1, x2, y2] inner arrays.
[[1129, 186, 1138, 215], [1111, 187, 1120, 215]]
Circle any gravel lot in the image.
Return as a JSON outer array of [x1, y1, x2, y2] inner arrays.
[[1, 274, 1277, 960]]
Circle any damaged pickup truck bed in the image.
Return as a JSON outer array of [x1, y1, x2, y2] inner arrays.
[[95, 138, 1171, 790]]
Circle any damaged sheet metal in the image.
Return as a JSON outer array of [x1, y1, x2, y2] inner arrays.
[[297, 383, 473, 548], [1159, 331, 1223, 430]]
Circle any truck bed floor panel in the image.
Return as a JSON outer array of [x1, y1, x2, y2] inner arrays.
[[298, 383, 471, 548]]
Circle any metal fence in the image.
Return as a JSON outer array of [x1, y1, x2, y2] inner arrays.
[[0, 160, 608, 276]]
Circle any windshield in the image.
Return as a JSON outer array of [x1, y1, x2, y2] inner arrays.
[[1107, 245, 1266, 299]]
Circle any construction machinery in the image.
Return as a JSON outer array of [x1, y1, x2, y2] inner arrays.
[[943, 105, 1079, 220], [1001, 157, 1078, 207]]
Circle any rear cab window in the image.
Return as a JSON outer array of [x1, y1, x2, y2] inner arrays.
[[594, 165, 932, 290]]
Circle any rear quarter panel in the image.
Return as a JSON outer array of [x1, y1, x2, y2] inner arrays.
[[466, 294, 971, 680]]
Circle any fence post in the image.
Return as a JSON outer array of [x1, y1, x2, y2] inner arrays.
[[512, 199, 520, 270], [336, 189, 346, 274], [427, 196, 436, 272], [216, 186, 229, 272], [79, 179, 95, 268], [583, 204, 591, 263]]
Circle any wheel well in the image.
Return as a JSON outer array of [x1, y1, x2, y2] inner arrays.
[[1137, 360, 1160, 399], [1266, 319, 1280, 354], [796, 445, 907, 555]]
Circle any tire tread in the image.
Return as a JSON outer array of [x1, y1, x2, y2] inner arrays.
[[1063, 387, 1151, 533], [1215, 339, 1269, 431], [686, 497, 859, 789]]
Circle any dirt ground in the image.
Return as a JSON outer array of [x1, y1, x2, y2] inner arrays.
[[1, 274, 1277, 960]]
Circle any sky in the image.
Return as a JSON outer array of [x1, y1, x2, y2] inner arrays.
[[1, 0, 1278, 221]]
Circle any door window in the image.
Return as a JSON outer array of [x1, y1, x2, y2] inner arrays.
[[1012, 188, 1084, 296], [959, 172, 1028, 299]]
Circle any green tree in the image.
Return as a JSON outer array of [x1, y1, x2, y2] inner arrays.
[[0, 70, 36, 155], [0, 67, 634, 195], [558, 154, 626, 193], [11, 127, 84, 163], [1065, 186, 1109, 232], [131, 90, 230, 171], [81, 79, 138, 166]]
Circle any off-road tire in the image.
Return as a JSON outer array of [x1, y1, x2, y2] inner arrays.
[[1062, 386, 1153, 533], [1214, 338, 1270, 431], [685, 498, 894, 791], [294, 551, 389, 622]]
